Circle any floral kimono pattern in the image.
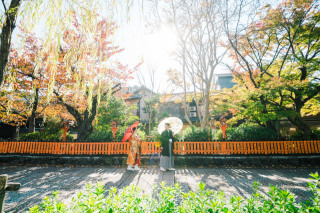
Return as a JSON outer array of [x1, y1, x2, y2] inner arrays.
[[127, 134, 141, 166]]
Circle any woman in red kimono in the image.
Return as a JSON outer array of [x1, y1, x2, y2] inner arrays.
[[126, 127, 141, 171]]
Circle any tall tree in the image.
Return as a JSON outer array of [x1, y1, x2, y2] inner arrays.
[[220, 0, 320, 137], [0, 0, 23, 87], [54, 16, 138, 140], [269, 0, 320, 136], [137, 65, 160, 135], [151, 0, 227, 128], [0, 32, 49, 132]]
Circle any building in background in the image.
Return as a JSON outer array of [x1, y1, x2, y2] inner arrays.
[[124, 86, 155, 124], [212, 73, 236, 90], [126, 73, 237, 127]]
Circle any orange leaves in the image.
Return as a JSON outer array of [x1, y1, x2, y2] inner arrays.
[[255, 21, 265, 30], [53, 15, 138, 118], [167, 68, 185, 88]]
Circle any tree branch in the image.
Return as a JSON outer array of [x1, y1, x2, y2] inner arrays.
[[1, 0, 7, 12]]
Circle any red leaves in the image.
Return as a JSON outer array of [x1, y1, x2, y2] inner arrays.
[[255, 21, 265, 29]]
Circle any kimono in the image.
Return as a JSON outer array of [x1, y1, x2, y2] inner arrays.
[[127, 134, 141, 166], [160, 129, 174, 169]]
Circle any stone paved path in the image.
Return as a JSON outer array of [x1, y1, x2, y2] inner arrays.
[[1, 166, 319, 212]]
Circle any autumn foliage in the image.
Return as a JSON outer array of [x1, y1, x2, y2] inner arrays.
[[1, 13, 139, 140], [215, 0, 320, 137], [0, 30, 50, 130]]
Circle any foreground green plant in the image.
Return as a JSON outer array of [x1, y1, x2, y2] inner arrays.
[[28, 173, 320, 212]]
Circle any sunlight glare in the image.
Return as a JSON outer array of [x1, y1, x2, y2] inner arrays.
[[142, 26, 178, 65]]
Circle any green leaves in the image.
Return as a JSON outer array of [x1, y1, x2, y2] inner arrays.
[[181, 126, 212, 141], [29, 173, 320, 212], [87, 95, 139, 142], [220, 0, 320, 138], [214, 122, 280, 141]]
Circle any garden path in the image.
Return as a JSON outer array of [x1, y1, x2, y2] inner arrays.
[[1, 166, 318, 212]]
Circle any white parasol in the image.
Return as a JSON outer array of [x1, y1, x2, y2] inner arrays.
[[158, 117, 183, 134]]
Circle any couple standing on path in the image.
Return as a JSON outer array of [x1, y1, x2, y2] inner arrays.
[[126, 123, 175, 172]]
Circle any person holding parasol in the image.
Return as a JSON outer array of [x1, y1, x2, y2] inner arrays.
[[122, 121, 141, 171]]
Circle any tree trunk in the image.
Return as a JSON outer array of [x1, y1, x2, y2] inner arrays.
[[286, 65, 313, 138], [148, 110, 152, 136], [266, 120, 279, 133], [28, 88, 39, 133], [288, 115, 312, 138], [182, 49, 193, 126], [56, 94, 98, 141], [182, 101, 193, 126], [201, 86, 211, 129], [287, 70, 313, 138], [75, 99, 98, 141], [76, 121, 93, 141], [0, 0, 23, 88], [55, 84, 120, 141], [14, 124, 20, 140], [290, 97, 312, 137], [258, 96, 280, 134]]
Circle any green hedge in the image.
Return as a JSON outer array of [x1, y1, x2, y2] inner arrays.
[[19, 121, 74, 142], [87, 130, 114, 142], [87, 127, 146, 142], [215, 123, 280, 141], [29, 173, 320, 212], [290, 129, 320, 140], [181, 126, 212, 141]]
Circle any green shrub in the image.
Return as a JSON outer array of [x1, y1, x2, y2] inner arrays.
[[313, 129, 320, 139], [90, 95, 139, 141], [137, 129, 146, 141], [87, 130, 113, 142], [182, 126, 212, 141], [150, 127, 161, 142], [29, 173, 320, 212], [215, 123, 280, 141], [88, 127, 146, 142], [291, 129, 320, 140], [19, 121, 74, 141]]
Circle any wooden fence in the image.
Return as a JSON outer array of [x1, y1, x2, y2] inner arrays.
[[0, 140, 320, 155]]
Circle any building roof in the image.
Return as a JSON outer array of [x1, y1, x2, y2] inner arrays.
[[125, 86, 156, 100]]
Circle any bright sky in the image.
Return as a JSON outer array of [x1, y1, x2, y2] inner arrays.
[[114, 1, 230, 93], [114, 6, 179, 93]]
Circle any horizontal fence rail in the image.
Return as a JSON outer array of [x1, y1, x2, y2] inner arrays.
[[0, 140, 319, 155]]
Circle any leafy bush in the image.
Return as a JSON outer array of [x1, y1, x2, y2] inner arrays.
[[313, 129, 320, 139], [89, 96, 139, 141], [215, 123, 280, 141], [88, 127, 146, 142], [182, 126, 212, 141], [137, 129, 146, 141], [150, 127, 161, 142], [19, 120, 74, 141], [291, 129, 320, 140], [29, 173, 320, 212], [87, 130, 113, 142]]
